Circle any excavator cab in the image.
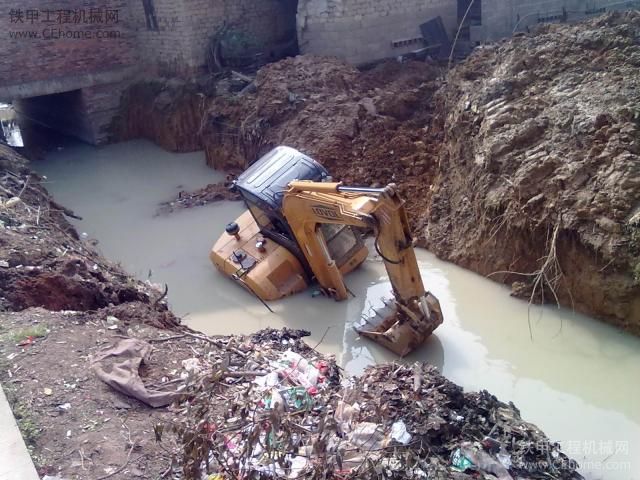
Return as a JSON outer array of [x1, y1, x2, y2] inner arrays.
[[210, 146, 368, 301], [210, 146, 443, 356]]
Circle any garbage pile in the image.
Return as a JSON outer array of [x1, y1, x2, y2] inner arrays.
[[165, 329, 582, 479]]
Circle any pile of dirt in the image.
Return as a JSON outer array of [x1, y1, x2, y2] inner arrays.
[[423, 12, 640, 332], [0, 144, 175, 321]]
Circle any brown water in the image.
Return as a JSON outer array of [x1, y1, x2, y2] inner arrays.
[[35, 139, 640, 479]]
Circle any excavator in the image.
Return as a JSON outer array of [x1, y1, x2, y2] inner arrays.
[[210, 146, 443, 356]]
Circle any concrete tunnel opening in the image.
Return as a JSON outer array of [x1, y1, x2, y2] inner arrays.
[[13, 90, 97, 147]]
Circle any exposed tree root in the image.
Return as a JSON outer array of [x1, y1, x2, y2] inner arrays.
[[488, 217, 573, 340]]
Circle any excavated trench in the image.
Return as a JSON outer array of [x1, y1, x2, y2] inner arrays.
[[32, 138, 640, 479]]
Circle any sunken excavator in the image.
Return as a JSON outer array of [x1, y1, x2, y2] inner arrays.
[[210, 146, 443, 356]]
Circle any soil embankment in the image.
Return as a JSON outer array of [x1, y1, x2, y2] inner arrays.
[[116, 12, 639, 333], [200, 57, 445, 232], [114, 79, 210, 153], [0, 143, 582, 478], [424, 12, 640, 332]]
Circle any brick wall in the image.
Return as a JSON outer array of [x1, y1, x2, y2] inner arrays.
[[472, 0, 640, 43], [297, 0, 457, 64], [128, 0, 297, 75], [0, 0, 137, 97]]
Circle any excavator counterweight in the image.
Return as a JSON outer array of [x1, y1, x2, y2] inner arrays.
[[210, 146, 443, 356]]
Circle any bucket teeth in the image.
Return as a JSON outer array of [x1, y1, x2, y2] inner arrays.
[[356, 292, 443, 357]]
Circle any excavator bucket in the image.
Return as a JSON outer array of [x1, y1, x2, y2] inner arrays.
[[356, 292, 443, 357]]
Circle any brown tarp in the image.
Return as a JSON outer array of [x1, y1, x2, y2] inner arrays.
[[91, 338, 181, 408]]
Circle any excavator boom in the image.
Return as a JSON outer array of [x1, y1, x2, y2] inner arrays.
[[282, 181, 443, 356]]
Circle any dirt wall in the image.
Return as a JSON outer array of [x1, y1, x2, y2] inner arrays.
[[423, 12, 640, 332], [113, 79, 208, 152], [200, 56, 445, 232]]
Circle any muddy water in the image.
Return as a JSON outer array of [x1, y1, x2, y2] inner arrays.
[[36, 140, 639, 479]]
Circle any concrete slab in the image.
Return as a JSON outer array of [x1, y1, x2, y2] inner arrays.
[[0, 384, 40, 480]]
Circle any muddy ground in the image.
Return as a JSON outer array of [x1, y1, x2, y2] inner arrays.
[[117, 11, 640, 334], [0, 307, 185, 479], [0, 139, 583, 478]]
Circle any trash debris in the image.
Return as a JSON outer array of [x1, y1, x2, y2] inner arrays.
[[4, 196, 21, 208], [159, 330, 582, 479], [57, 402, 71, 411], [482, 435, 501, 453], [334, 399, 360, 429], [390, 419, 412, 445], [180, 357, 203, 375], [451, 447, 475, 472], [156, 180, 240, 215], [17, 335, 35, 347], [43, 387, 53, 395], [348, 421, 386, 450], [453, 442, 514, 480]]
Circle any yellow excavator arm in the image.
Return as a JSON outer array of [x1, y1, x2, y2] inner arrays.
[[282, 181, 443, 356]]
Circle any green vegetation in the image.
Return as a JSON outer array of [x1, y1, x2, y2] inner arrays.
[[2, 324, 48, 344]]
